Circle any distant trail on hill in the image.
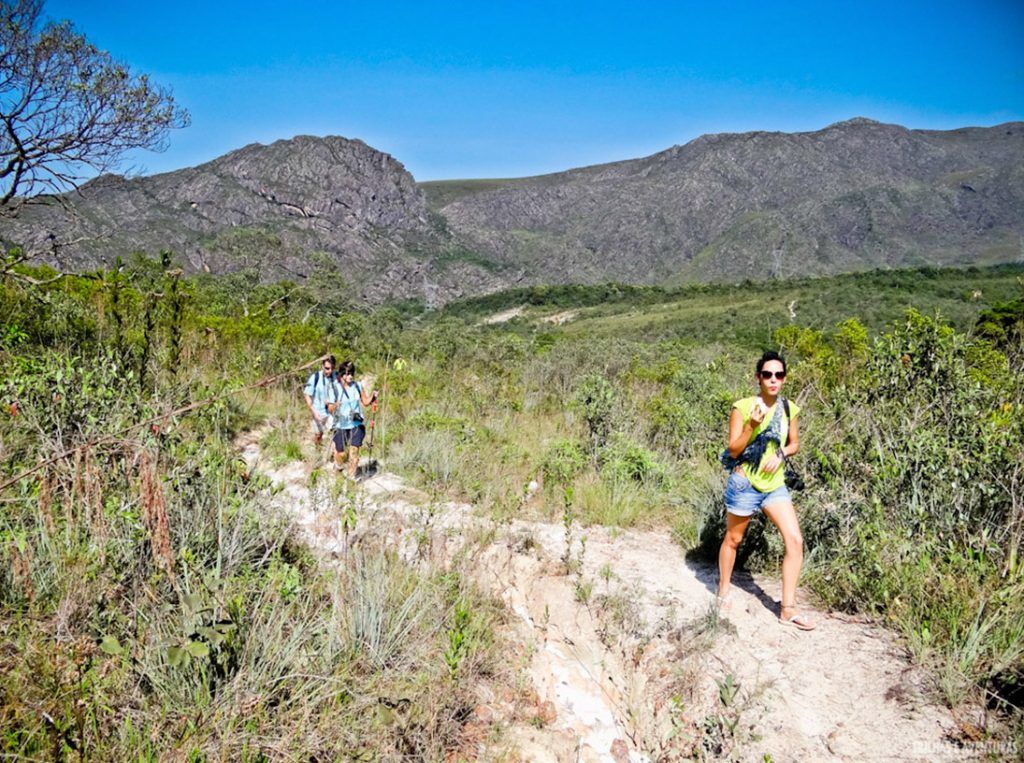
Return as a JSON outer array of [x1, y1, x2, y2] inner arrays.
[[238, 424, 969, 761]]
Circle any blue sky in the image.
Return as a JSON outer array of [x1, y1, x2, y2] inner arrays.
[[47, 0, 1024, 181]]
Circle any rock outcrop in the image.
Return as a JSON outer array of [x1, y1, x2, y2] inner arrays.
[[2, 135, 505, 305]]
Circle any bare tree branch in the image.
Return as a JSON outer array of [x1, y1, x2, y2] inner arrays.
[[0, 0, 189, 216]]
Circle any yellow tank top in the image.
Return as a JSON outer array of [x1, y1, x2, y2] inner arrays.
[[733, 397, 800, 492]]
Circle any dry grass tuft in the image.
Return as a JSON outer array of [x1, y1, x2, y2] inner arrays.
[[138, 449, 174, 576]]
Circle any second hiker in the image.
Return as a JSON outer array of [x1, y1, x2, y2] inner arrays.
[[328, 360, 377, 479]]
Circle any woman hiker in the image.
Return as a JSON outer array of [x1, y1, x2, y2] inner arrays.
[[327, 360, 377, 480], [717, 350, 815, 630]]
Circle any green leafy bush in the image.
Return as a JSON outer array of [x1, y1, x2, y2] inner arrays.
[[540, 438, 587, 487], [792, 311, 1021, 707], [599, 434, 669, 486], [976, 295, 1024, 349]]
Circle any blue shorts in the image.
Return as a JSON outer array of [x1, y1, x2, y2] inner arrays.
[[724, 469, 791, 517], [333, 425, 366, 450]]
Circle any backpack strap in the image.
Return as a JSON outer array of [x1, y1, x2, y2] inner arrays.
[[341, 381, 361, 401]]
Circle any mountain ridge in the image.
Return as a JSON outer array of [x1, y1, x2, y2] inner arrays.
[[3, 118, 1022, 304], [432, 118, 1023, 285]]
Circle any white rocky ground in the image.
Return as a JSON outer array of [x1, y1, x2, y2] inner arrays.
[[238, 427, 970, 762]]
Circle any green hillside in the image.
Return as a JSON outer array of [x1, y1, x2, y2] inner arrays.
[[440, 264, 1024, 344]]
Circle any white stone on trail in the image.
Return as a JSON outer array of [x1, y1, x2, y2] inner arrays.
[[360, 471, 414, 497], [238, 424, 966, 762]]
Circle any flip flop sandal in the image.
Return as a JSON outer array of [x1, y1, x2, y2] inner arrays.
[[716, 594, 733, 612], [779, 612, 816, 631]]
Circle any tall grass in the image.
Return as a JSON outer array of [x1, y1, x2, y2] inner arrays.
[[0, 267, 503, 760]]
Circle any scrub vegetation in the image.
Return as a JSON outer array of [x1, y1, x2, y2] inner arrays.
[[1, 255, 1022, 757], [0, 254, 500, 760]]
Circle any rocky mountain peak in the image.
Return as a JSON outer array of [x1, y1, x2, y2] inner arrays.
[[0, 132, 486, 303], [824, 116, 885, 129], [434, 120, 1024, 287]]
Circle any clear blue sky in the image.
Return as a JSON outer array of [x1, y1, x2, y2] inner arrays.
[[47, 0, 1024, 181]]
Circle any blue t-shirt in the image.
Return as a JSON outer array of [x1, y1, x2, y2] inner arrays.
[[303, 371, 338, 417], [335, 382, 364, 430]]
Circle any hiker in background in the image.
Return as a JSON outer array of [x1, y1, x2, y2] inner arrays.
[[717, 350, 815, 630], [328, 360, 377, 479], [303, 355, 337, 447]]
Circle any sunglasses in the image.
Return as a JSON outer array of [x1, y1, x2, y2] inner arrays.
[[758, 370, 786, 380]]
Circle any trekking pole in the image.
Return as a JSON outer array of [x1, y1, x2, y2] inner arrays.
[[366, 394, 379, 454], [376, 349, 394, 459], [323, 381, 338, 467], [362, 349, 389, 473]]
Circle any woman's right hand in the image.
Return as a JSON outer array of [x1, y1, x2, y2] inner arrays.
[[748, 404, 765, 428]]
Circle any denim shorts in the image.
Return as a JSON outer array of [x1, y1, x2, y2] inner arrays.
[[724, 469, 791, 517]]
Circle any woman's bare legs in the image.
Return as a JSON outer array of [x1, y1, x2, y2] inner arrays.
[[333, 439, 348, 470], [718, 512, 752, 599], [347, 445, 360, 478], [762, 500, 813, 626]]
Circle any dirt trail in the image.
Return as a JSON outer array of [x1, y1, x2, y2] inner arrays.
[[238, 428, 966, 762], [541, 309, 578, 325], [481, 306, 527, 325], [479, 306, 578, 327]]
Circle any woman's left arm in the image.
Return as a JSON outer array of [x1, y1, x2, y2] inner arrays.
[[783, 416, 800, 457]]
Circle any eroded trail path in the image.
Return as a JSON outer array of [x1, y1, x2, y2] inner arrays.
[[238, 428, 965, 762]]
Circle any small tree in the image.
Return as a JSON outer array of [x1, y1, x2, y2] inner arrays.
[[0, 0, 189, 212], [574, 373, 617, 454]]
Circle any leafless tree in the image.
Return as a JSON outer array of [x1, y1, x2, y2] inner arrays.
[[0, 0, 189, 214]]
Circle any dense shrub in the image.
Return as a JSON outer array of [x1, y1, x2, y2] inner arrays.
[[599, 434, 669, 487], [719, 311, 1024, 709], [976, 295, 1024, 350], [635, 351, 735, 459], [540, 437, 587, 487], [574, 373, 617, 452]]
